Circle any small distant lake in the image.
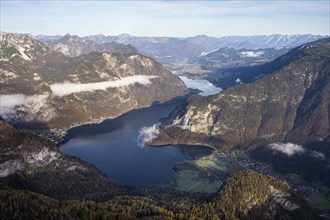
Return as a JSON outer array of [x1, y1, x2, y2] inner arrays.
[[60, 101, 213, 187], [179, 76, 222, 96]]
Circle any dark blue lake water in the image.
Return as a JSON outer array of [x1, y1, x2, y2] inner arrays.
[[60, 101, 213, 187]]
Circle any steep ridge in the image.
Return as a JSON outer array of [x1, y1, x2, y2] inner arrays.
[[0, 118, 127, 200], [150, 38, 330, 149], [42, 34, 139, 57], [0, 33, 188, 136]]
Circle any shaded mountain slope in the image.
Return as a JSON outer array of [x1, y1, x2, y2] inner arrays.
[[0, 118, 127, 201], [150, 38, 330, 149]]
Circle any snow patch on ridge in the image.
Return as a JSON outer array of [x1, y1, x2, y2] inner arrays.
[[0, 160, 24, 177], [18, 46, 31, 61], [26, 148, 59, 165]]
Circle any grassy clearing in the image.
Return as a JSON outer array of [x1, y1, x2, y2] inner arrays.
[[195, 159, 228, 172], [233, 151, 249, 160], [194, 154, 229, 172], [175, 170, 219, 193], [307, 194, 330, 211]]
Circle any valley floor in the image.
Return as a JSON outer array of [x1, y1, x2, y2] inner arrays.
[[163, 149, 330, 218]]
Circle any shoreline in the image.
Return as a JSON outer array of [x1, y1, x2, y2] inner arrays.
[[23, 90, 196, 145]]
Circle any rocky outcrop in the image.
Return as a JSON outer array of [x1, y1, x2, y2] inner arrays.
[[0, 118, 127, 200], [150, 38, 330, 150], [0, 33, 188, 133]]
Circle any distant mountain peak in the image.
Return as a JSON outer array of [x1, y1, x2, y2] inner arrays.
[[118, 33, 132, 37]]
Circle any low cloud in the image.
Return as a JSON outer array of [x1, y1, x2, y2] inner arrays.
[[0, 75, 158, 119], [50, 75, 159, 97], [179, 76, 222, 96], [268, 143, 305, 156], [309, 151, 326, 160], [137, 123, 160, 147], [235, 78, 242, 83], [0, 93, 49, 118]]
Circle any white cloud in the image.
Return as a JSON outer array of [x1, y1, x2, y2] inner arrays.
[[0, 93, 49, 118], [179, 76, 222, 96], [0, 75, 159, 119], [137, 123, 160, 147], [268, 143, 305, 156], [50, 75, 159, 97]]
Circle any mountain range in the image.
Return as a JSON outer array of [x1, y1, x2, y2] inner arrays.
[[42, 34, 139, 57], [151, 38, 330, 148], [1, 32, 329, 219], [189, 46, 291, 70], [35, 33, 328, 61], [0, 33, 188, 140], [186, 34, 327, 51], [150, 38, 330, 187]]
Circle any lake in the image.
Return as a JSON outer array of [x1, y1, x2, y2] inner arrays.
[[60, 101, 213, 187], [179, 76, 222, 96], [60, 77, 222, 187]]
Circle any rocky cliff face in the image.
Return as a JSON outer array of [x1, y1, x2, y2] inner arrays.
[[42, 34, 139, 57], [0, 33, 188, 134], [0, 118, 127, 200], [150, 38, 330, 150]]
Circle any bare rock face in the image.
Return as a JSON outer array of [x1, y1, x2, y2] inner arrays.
[[151, 38, 330, 150], [0, 118, 127, 200], [0, 33, 188, 132]]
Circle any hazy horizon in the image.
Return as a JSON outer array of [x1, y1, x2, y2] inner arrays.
[[2, 31, 329, 39], [1, 1, 329, 37]]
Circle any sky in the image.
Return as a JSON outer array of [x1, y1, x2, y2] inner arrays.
[[1, 1, 329, 37]]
